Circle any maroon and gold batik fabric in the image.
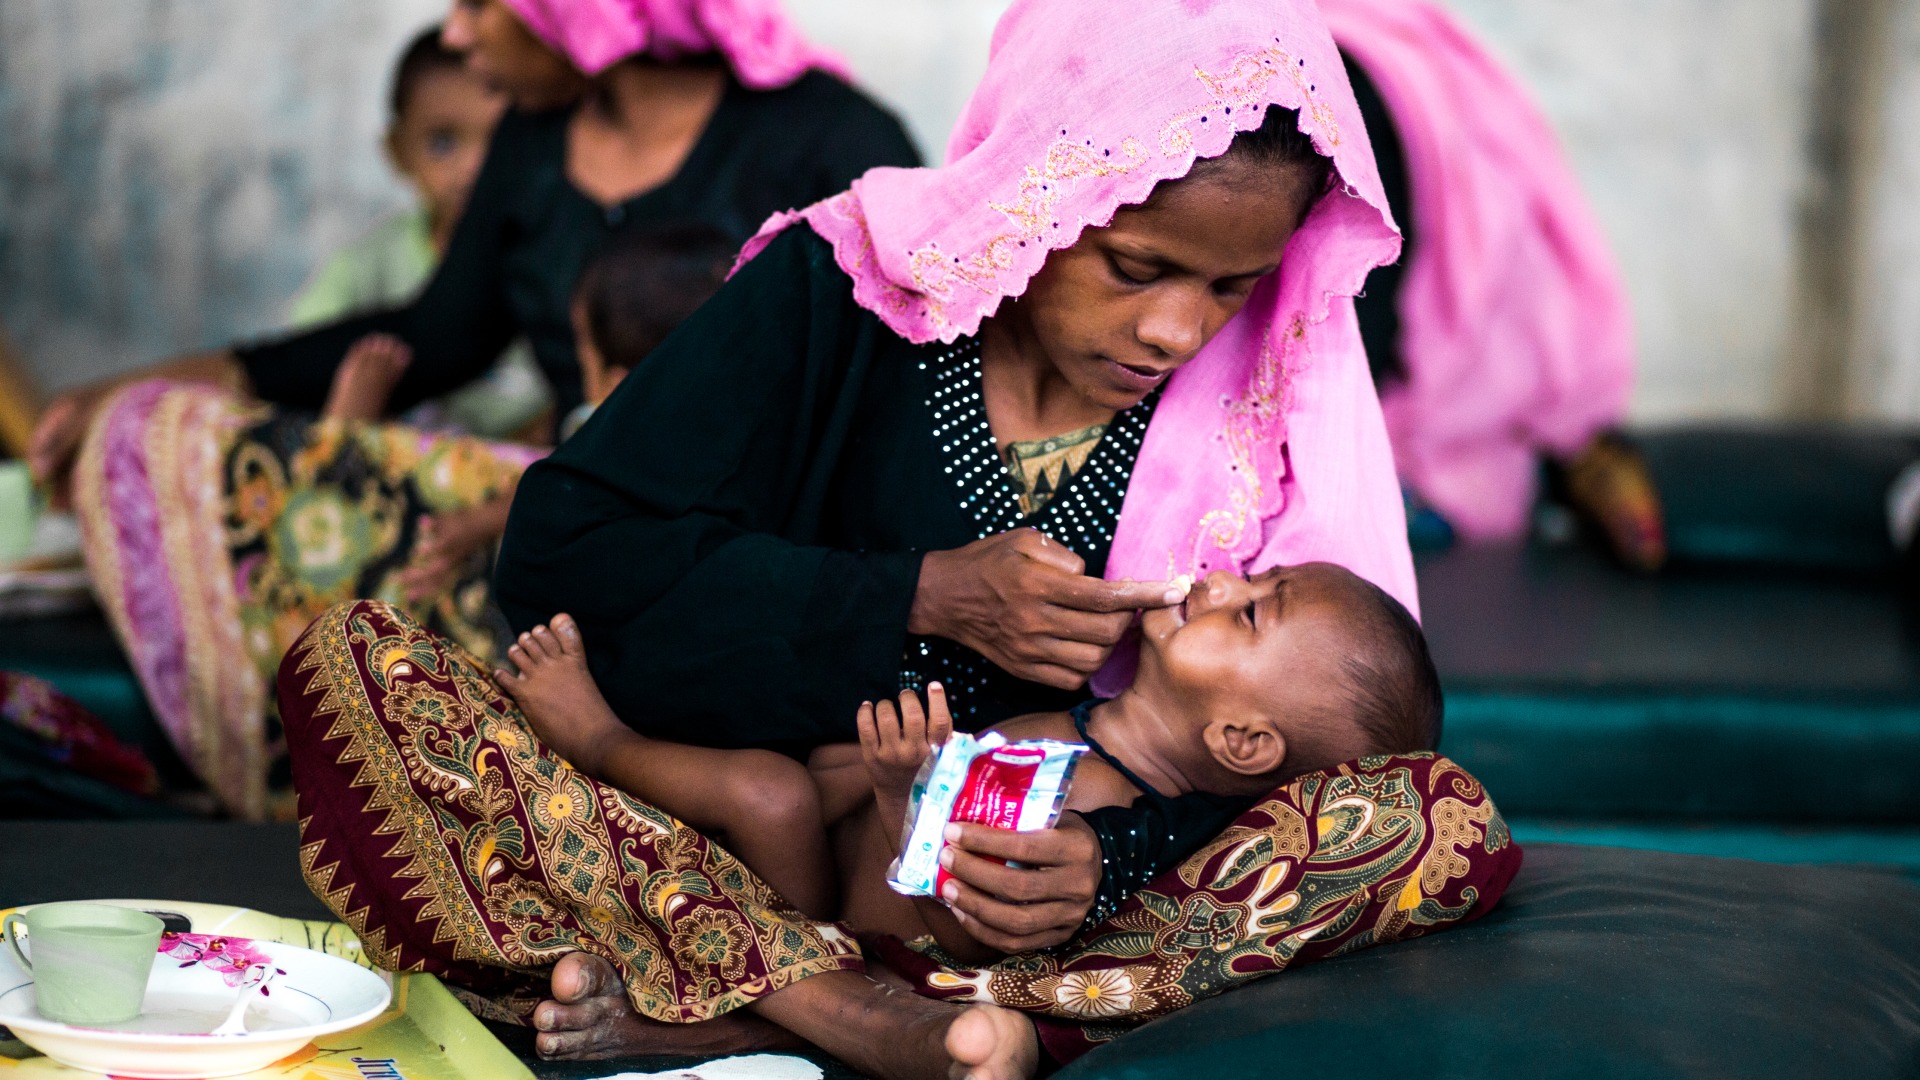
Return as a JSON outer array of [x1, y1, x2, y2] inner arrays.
[[876, 753, 1522, 1063], [277, 599, 864, 1023]]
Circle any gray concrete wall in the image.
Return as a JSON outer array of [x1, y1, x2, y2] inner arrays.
[[0, 0, 441, 390], [1855, 0, 1920, 421], [1, 0, 1914, 427]]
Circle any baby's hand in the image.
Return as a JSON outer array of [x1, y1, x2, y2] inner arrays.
[[323, 333, 411, 422], [858, 684, 954, 802]]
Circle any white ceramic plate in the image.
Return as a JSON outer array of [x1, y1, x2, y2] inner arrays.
[[0, 900, 391, 1078]]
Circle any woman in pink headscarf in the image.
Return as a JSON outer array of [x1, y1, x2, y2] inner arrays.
[[30, 0, 918, 818], [278, 0, 1518, 1076], [1325, 0, 1663, 567]]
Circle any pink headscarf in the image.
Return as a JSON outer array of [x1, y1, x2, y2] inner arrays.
[[502, 0, 847, 87], [1324, 0, 1636, 540], [738, 0, 1418, 689]]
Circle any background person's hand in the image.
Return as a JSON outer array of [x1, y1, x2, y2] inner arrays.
[[27, 386, 107, 496], [936, 812, 1102, 952], [397, 498, 512, 603], [27, 349, 245, 495], [910, 528, 1184, 690]]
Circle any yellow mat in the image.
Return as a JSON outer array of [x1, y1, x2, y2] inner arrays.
[[0, 901, 532, 1080]]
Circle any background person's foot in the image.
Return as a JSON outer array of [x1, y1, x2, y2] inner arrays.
[[945, 1002, 1040, 1080], [1561, 432, 1667, 572]]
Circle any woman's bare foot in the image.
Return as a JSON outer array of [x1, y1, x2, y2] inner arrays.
[[946, 1003, 1040, 1080], [493, 614, 628, 775], [323, 333, 412, 421], [533, 951, 799, 1059]]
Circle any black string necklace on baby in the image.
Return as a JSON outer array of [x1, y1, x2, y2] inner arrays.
[[1070, 699, 1166, 797]]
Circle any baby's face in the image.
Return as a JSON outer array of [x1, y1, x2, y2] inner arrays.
[[1136, 563, 1368, 754]]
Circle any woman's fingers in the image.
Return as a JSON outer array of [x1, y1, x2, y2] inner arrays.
[[1022, 661, 1095, 691], [1043, 571, 1187, 615], [1007, 527, 1086, 574], [939, 847, 1055, 902], [944, 817, 1102, 886], [941, 886, 1081, 953], [937, 818, 1103, 949]]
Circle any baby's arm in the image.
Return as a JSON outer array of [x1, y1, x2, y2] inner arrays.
[[858, 687, 1006, 965], [323, 333, 412, 421], [857, 685, 953, 845]]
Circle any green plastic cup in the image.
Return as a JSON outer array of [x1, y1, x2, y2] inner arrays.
[[0, 460, 33, 563], [3, 902, 164, 1025]]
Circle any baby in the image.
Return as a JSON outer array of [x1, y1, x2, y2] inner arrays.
[[498, 560, 1442, 951], [320, 225, 736, 603]]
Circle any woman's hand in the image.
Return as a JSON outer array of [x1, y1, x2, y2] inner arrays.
[[935, 812, 1102, 952], [910, 528, 1185, 690]]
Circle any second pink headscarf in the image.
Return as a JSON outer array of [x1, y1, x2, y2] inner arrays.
[[1324, 0, 1636, 540], [738, 0, 1420, 691], [502, 0, 846, 87]]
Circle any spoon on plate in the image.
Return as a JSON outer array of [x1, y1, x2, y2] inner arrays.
[[209, 964, 274, 1036]]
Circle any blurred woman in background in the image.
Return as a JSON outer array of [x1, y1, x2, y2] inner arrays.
[[28, 0, 920, 819]]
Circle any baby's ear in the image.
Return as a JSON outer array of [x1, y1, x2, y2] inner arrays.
[[1205, 716, 1286, 779]]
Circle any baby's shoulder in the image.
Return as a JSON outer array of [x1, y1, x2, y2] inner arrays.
[[983, 712, 1134, 814], [983, 712, 1076, 743]]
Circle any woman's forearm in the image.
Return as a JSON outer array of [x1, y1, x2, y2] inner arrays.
[[146, 350, 249, 394], [29, 349, 246, 485]]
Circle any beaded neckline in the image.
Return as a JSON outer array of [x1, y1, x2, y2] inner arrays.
[[903, 338, 1160, 723], [919, 337, 1153, 543]]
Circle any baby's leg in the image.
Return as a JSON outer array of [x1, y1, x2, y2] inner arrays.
[[806, 742, 874, 825], [833, 799, 931, 941], [497, 617, 835, 918]]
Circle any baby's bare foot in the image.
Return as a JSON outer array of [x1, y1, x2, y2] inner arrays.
[[323, 333, 412, 422], [533, 952, 797, 1060], [494, 614, 625, 774], [945, 1003, 1040, 1080]]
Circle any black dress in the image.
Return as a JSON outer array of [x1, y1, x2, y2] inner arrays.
[[496, 224, 1156, 750], [495, 224, 1245, 910], [236, 71, 920, 417]]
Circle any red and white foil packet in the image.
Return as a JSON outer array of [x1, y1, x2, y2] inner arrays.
[[887, 732, 1086, 900]]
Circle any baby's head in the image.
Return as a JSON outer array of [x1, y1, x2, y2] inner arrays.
[[570, 224, 737, 405], [1131, 563, 1441, 796], [385, 26, 505, 229]]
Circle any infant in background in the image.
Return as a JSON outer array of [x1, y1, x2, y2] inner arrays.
[[498, 561, 1442, 962], [319, 225, 735, 605]]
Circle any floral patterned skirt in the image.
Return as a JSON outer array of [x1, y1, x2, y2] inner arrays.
[[278, 599, 1523, 1062], [74, 380, 541, 818], [278, 598, 864, 1022]]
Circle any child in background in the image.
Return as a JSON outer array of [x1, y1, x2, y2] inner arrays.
[[291, 25, 551, 439], [323, 225, 737, 602]]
